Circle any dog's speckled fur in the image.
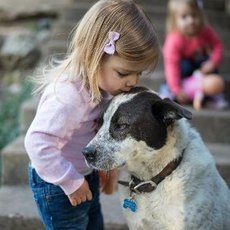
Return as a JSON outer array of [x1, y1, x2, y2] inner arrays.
[[83, 87, 230, 230]]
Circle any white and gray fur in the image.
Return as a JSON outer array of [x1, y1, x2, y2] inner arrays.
[[83, 87, 230, 230]]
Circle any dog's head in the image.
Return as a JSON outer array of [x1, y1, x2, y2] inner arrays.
[[82, 87, 192, 171]]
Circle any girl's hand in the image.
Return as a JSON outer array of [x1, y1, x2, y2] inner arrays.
[[176, 91, 189, 104], [68, 179, 92, 206], [99, 170, 118, 194], [200, 60, 215, 74]]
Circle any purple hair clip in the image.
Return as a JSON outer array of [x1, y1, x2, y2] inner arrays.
[[104, 31, 120, 55]]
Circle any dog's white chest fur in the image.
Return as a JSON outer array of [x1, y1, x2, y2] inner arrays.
[[83, 87, 230, 230], [117, 123, 230, 230], [119, 174, 186, 230]]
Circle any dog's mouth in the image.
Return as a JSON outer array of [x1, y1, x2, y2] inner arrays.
[[118, 162, 126, 168], [82, 144, 127, 171], [85, 158, 126, 171]]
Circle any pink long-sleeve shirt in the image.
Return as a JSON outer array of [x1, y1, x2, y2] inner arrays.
[[24, 77, 112, 195], [163, 25, 223, 94]]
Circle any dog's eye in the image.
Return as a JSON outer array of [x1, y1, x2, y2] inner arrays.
[[116, 123, 128, 131]]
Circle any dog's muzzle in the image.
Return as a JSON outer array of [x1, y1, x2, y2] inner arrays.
[[82, 146, 97, 163]]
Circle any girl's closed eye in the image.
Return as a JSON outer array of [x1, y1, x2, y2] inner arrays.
[[137, 71, 143, 77], [181, 14, 187, 20], [117, 71, 143, 78], [117, 71, 129, 78]]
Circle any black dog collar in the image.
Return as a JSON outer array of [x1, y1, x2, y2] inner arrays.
[[118, 151, 184, 194]]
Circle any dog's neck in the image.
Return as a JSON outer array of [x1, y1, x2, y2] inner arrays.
[[126, 120, 189, 181], [119, 151, 184, 193]]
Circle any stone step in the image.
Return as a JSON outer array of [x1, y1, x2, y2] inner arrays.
[[41, 39, 68, 57], [137, 0, 226, 11], [1, 136, 28, 185], [19, 97, 39, 134], [45, 1, 230, 72], [43, 39, 230, 73], [61, 3, 230, 29], [207, 143, 230, 185], [50, 1, 230, 52], [17, 72, 230, 146], [0, 149, 229, 230], [68, 0, 226, 12], [144, 6, 230, 30], [1, 133, 230, 186], [0, 145, 228, 229], [189, 108, 230, 144], [50, 18, 230, 50], [139, 70, 230, 94], [0, 185, 127, 230]]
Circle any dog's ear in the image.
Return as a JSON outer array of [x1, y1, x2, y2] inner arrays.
[[152, 98, 192, 126]]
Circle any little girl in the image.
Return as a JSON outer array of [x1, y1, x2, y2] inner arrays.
[[24, 0, 160, 229], [162, 0, 227, 110]]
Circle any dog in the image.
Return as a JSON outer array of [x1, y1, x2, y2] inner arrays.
[[83, 86, 230, 230]]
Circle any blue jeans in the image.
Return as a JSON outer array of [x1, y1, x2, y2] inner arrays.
[[180, 55, 218, 79], [28, 164, 104, 230]]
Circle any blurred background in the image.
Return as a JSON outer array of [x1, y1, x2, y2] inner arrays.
[[0, 0, 229, 229]]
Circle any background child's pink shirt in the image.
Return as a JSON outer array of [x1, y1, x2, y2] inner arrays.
[[24, 77, 112, 195], [163, 25, 223, 94]]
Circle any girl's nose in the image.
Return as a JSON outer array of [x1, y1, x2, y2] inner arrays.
[[188, 16, 195, 24], [126, 74, 139, 87]]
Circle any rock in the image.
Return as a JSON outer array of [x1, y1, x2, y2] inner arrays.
[[0, 35, 4, 48], [0, 32, 41, 70], [0, 0, 61, 22]]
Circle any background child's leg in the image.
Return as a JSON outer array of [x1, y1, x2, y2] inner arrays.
[[202, 74, 224, 96], [180, 59, 196, 79], [193, 91, 204, 110], [182, 71, 203, 104], [202, 74, 228, 109]]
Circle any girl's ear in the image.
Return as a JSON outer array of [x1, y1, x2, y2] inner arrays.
[[152, 98, 192, 126]]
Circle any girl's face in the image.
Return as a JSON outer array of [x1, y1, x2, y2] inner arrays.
[[98, 55, 147, 95], [175, 3, 201, 37]]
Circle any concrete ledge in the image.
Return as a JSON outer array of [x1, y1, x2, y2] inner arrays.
[[0, 186, 127, 230], [1, 136, 29, 185], [1, 122, 230, 186], [0, 186, 43, 230], [19, 97, 38, 134], [208, 143, 230, 185], [62, 3, 229, 28], [42, 37, 230, 72], [189, 109, 230, 143], [0, 216, 43, 230]]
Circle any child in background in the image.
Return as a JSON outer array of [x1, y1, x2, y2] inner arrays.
[[162, 0, 227, 110], [24, 0, 160, 229]]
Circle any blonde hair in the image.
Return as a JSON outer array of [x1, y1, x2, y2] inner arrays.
[[33, 0, 160, 101], [166, 0, 206, 34]]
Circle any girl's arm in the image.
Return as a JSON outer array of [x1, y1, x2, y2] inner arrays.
[[163, 34, 184, 95], [24, 82, 86, 196], [204, 25, 223, 67]]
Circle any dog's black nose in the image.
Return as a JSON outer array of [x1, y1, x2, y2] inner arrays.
[[82, 146, 97, 162]]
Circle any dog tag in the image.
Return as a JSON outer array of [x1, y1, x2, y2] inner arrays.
[[123, 198, 137, 212]]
